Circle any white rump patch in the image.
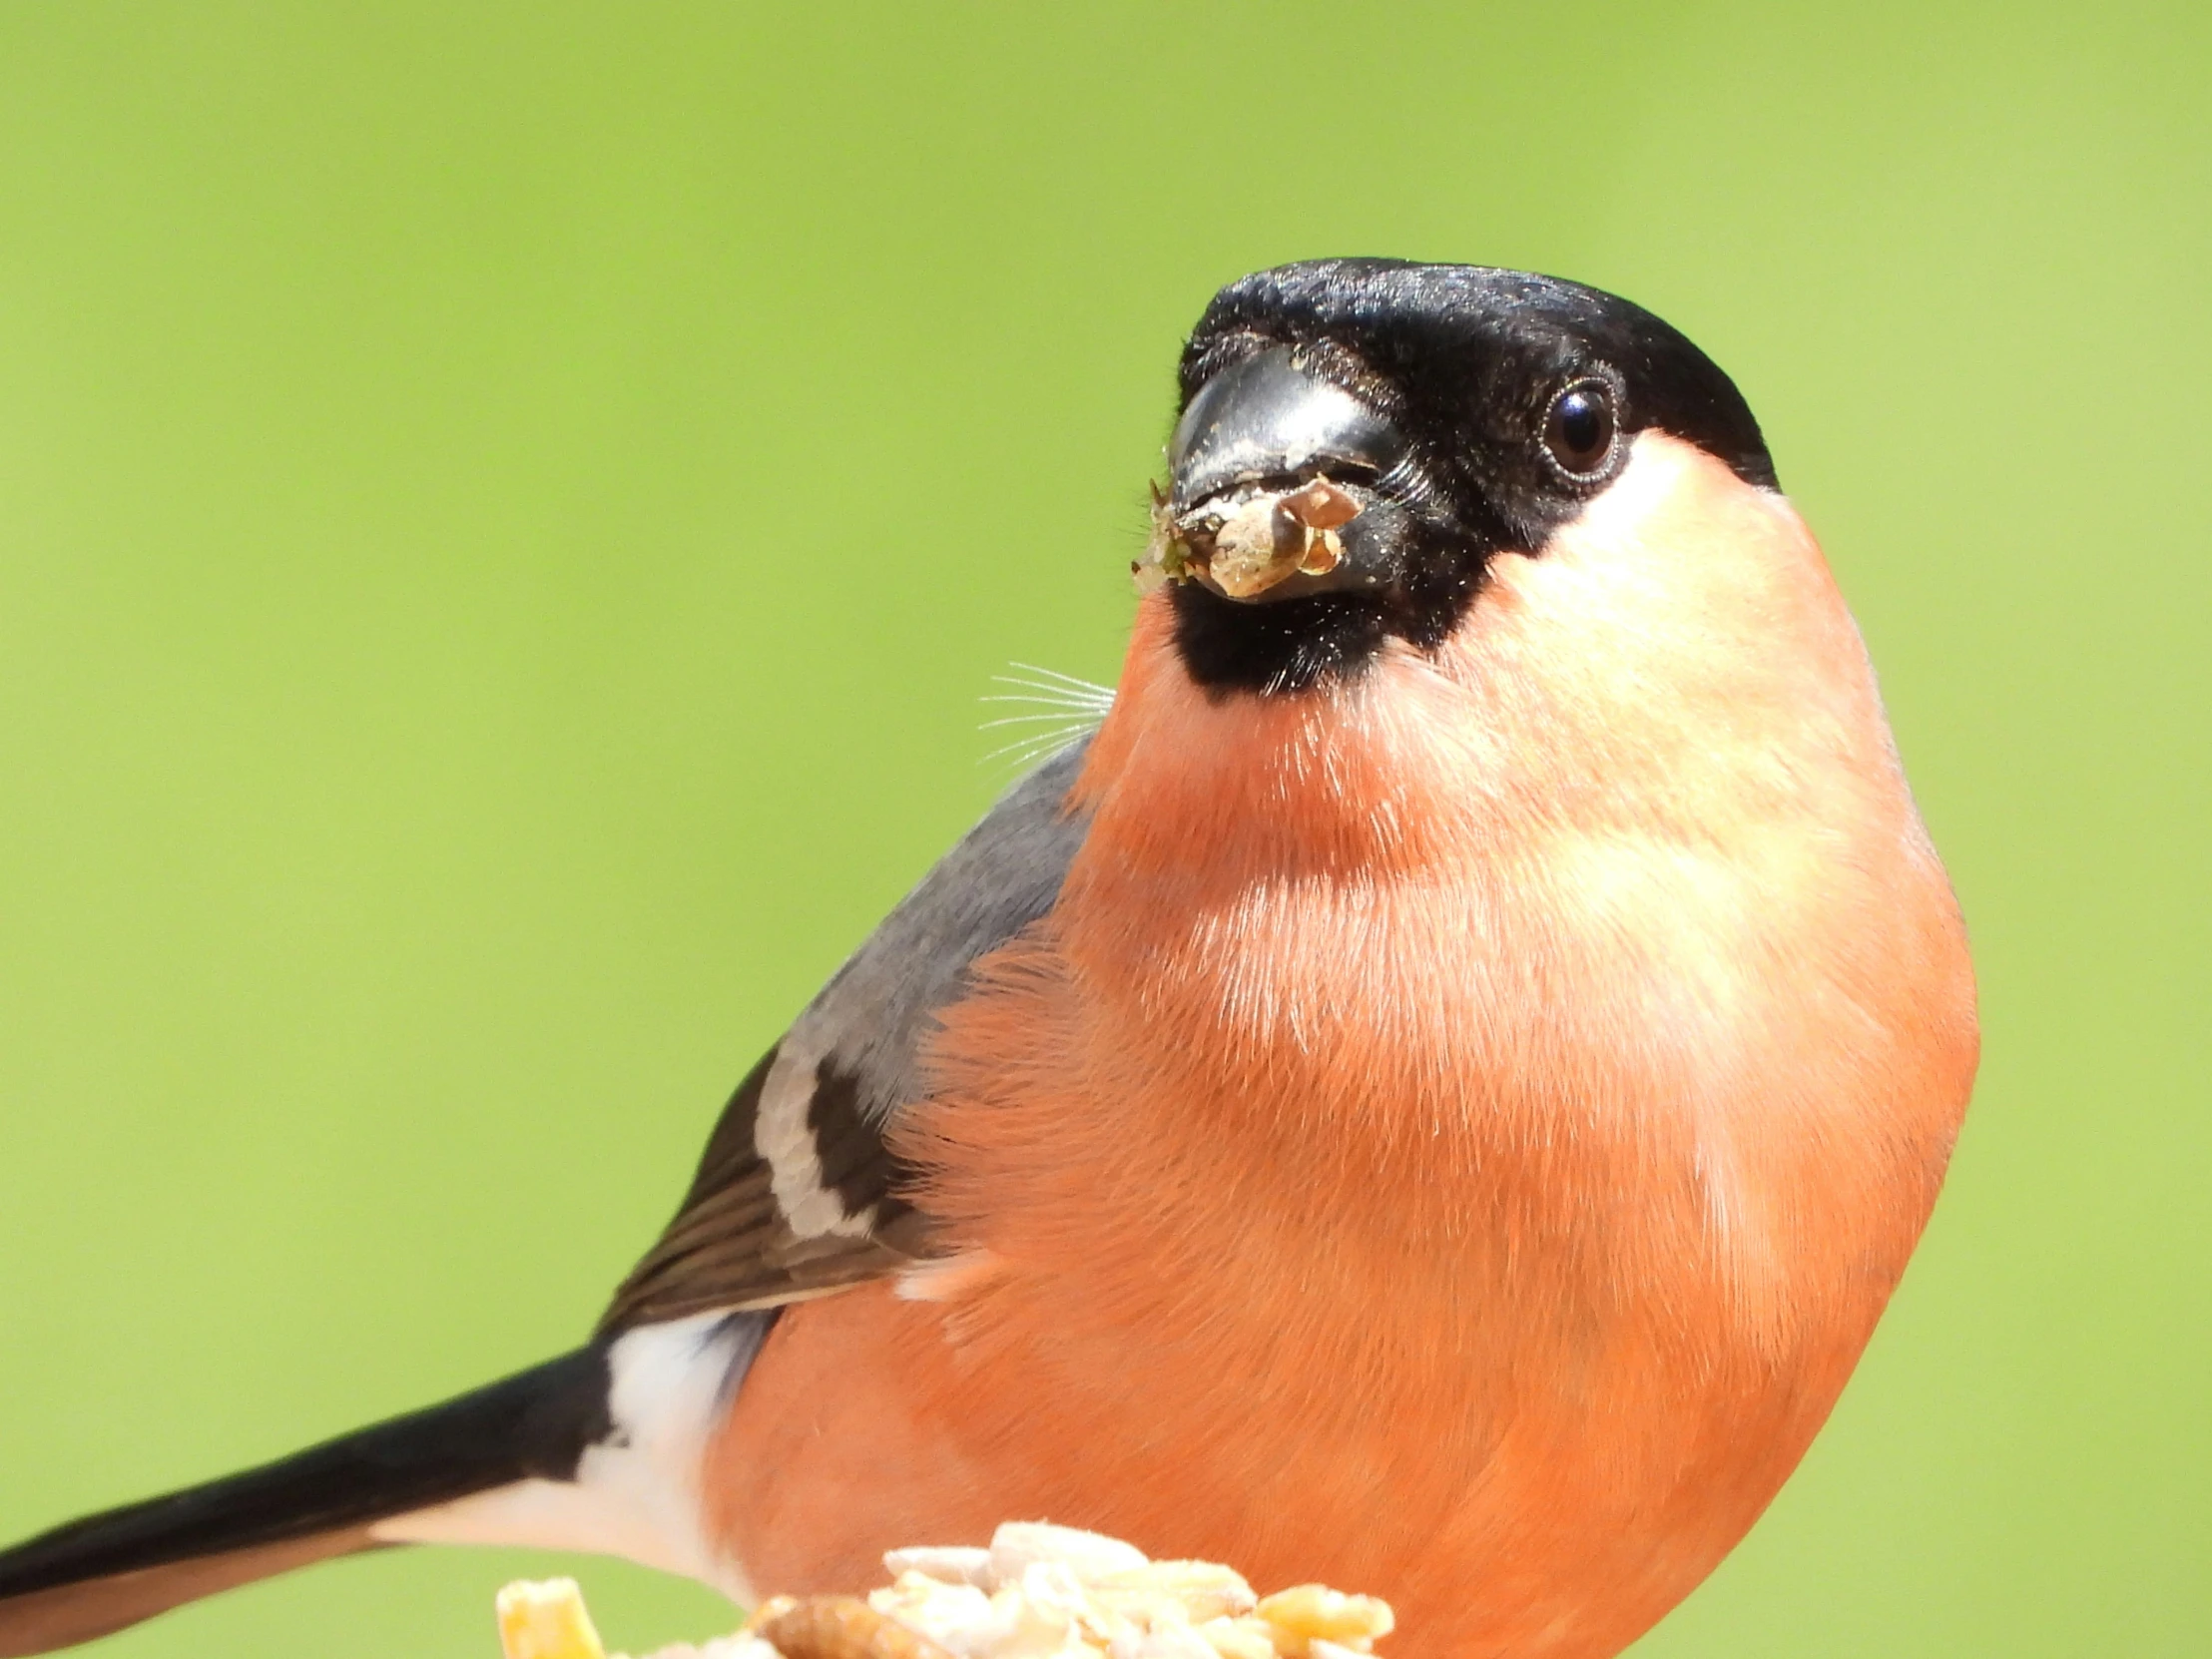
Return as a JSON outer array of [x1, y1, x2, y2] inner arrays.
[[371, 1313, 762, 1600]]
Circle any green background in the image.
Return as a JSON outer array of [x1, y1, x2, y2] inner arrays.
[[0, 3, 2204, 1654]]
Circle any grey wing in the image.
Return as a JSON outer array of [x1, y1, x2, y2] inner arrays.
[[598, 736, 1093, 1335]]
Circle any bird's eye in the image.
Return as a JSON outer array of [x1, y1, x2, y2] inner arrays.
[[1543, 379, 1617, 478]]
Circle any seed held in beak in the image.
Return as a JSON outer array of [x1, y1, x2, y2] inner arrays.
[[1133, 475, 1366, 599]]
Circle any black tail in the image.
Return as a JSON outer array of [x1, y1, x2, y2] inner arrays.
[[0, 1346, 612, 1656]]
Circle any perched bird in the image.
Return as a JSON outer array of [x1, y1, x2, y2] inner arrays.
[[0, 261, 1977, 1659]]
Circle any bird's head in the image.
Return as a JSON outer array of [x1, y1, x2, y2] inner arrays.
[[1146, 260, 1777, 695]]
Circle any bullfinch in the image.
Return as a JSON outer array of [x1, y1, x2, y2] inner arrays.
[[0, 260, 1978, 1659]]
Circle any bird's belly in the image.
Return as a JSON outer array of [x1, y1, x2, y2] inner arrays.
[[704, 1281, 1834, 1659], [704, 1194, 1855, 1659], [705, 869, 1954, 1658]]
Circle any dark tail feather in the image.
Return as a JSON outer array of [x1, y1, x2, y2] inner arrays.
[[0, 1346, 612, 1656], [0, 1532, 376, 1657]]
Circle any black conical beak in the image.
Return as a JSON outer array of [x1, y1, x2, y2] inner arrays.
[[1147, 346, 1416, 603], [1169, 347, 1403, 510]]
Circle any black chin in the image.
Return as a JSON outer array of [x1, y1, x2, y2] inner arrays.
[[1168, 551, 1486, 696], [1170, 585, 1390, 694]]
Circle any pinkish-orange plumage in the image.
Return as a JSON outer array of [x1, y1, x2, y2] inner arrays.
[[708, 435, 1976, 1658], [0, 263, 1975, 1659]]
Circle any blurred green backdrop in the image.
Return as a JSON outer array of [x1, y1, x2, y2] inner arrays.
[[0, 3, 2204, 1655]]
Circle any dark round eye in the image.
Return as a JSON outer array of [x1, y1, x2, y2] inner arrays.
[[1543, 379, 1617, 477]]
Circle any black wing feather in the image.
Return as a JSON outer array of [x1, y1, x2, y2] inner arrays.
[[599, 736, 1094, 1333]]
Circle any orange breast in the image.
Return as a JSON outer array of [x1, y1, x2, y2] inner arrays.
[[703, 438, 1978, 1659]]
